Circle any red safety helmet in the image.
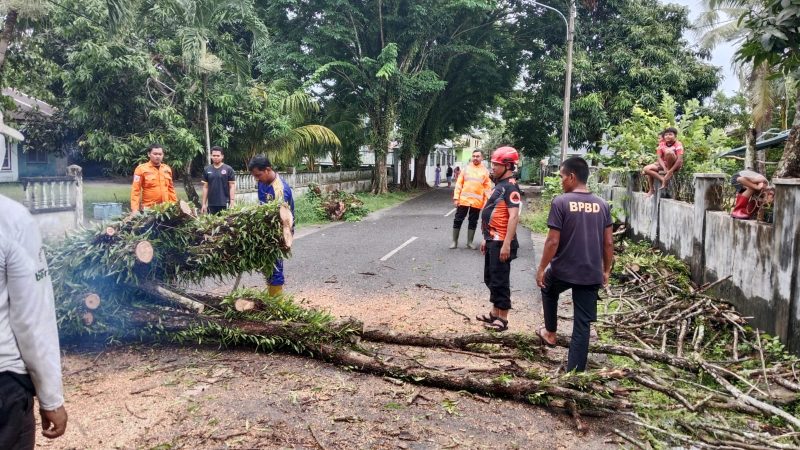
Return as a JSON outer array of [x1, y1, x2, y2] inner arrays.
[[491, 146, 519, 166]]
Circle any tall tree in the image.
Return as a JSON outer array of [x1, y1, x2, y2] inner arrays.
[[23, 0, 337, 203], [397, 2, 521, 189], [695, 0, 781, 172], [507, 0, 719, 157], [260, 0, 503, 194], [738, 0, 800, 177]]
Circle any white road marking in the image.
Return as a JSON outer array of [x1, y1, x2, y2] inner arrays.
[[380, 236, 418, 261], [444, 208, 456, 217]]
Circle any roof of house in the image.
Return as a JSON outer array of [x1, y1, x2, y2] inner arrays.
[[717, 128, 790, 158], [2, 88, 56, 120]]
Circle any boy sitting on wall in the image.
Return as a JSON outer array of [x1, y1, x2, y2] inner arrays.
[[643, 127, 684, 197], [730, 170, 774, 220]]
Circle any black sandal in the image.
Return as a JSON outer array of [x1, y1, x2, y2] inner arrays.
[[476, 313, 498, 324], [536, 327, 556, 348], [483, 317, 508, 332]]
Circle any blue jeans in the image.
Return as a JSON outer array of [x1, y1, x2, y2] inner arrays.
[[540, 271, 600, 372], [268, 259, 285, 286]]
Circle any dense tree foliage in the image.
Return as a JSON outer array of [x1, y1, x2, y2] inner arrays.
[[738, 0, 800, 177], [0, 0, 740, 191], [506, 0, 719, 158]]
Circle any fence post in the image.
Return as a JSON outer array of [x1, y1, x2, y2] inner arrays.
[[67, 164, 84, 227], [690, 173, 725, 284], [772, 178, 800, 348]]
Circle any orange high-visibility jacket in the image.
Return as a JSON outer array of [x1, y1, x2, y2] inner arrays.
[[453, 163, 492, 208], [130, 161, 178, 212]]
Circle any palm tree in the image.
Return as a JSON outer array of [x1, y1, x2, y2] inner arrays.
[[232, 84, 341, 169], [694, 0, 779, 172]]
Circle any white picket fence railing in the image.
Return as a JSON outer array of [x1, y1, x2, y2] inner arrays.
[[235, 169, 372, 193], [19, 176, 77, 212]]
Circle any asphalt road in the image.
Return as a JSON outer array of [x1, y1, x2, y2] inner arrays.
[[256, 187, 551, 335]]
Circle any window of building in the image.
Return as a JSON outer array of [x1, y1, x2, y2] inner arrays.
[[26, 148, 48, 164], [1, 142, 11, 171]]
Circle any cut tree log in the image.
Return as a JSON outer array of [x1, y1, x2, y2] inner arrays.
[[134, 241, 154, 264], [179, 200, 196, 218], [234, 298, 256, 312], [82, 311, 94, 326], [279, 203, 293, 250], [84, 293, 101, 310], [136, 282, 205, 313], [104, 226, 116, 237]]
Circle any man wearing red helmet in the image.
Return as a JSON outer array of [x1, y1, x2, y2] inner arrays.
[[475, 146, 522, 332]]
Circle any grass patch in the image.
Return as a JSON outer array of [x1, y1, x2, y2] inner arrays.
[[293, 189, 416, 229], [0, 181, 192, 221], [355, 190, 416, 212], [293, 195, 329, 228], [520, 198, 550, 234]]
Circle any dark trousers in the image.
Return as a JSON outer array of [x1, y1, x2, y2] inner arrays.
[[208, 205, 228, 214], [453, 205, 480, 230], [484, 240, 517, 310], [540, 271, 600, 372], [0, 372, 35, 450]]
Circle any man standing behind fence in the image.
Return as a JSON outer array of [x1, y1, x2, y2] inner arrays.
[[536, 156, 613, 372], [248, 155, 294, 296], [451, 150, 491, 249], [130, 144, 178, 212], [201, 146, 236, 214]]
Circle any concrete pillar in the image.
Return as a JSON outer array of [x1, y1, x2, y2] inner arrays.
[[690, 174, 725, 284], [66, 165, 83, 228], [772, 178, 800, 347]]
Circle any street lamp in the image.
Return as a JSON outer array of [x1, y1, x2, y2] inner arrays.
[[531, 0, 575, 163]]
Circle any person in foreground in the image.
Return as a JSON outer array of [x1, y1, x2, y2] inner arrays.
[[536, 157, 614, 372], [475, 146, 521, 332], [0, 195, 67, 449], [248, 155, 295, 296]]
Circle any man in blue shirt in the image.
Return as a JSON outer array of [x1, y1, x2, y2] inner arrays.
[[248, 155, 294, 296]]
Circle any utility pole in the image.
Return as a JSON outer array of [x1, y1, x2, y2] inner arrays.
[[531, 1, 575, 163], [559, 0, 576, 163]]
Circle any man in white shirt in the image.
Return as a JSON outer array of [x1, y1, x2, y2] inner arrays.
[[0, 195, 68, 448]]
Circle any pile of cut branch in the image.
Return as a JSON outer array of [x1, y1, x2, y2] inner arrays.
[[49, 201, 293, 335], [49, 207, 799, 447], [597, 240, 800, 448]]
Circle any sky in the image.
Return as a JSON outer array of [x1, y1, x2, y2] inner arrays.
[[669, 0, 740, 95]]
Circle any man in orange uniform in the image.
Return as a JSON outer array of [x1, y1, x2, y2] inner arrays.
[[451, 150, 492, 249], [130, 144, 178, 212]]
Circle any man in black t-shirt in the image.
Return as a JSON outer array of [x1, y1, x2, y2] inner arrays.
[[475, 147, 521, 332], [536, 157, 613, 372], [201, 146, 236, 214]]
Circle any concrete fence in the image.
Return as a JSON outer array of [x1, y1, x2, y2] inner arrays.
[[235, 168, 373, 205], [597, 172, 800, 353], [19, 165, 84, 239]]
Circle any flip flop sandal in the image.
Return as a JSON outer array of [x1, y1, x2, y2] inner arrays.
[[476, 313, 498, 324], [536, 326, 556, 348], [483, 317, 508, 332]]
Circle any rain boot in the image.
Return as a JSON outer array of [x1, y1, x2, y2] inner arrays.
[[268, 284, 283, 296], [466, 229, 476, 249], [450, 228, 460, 249]]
